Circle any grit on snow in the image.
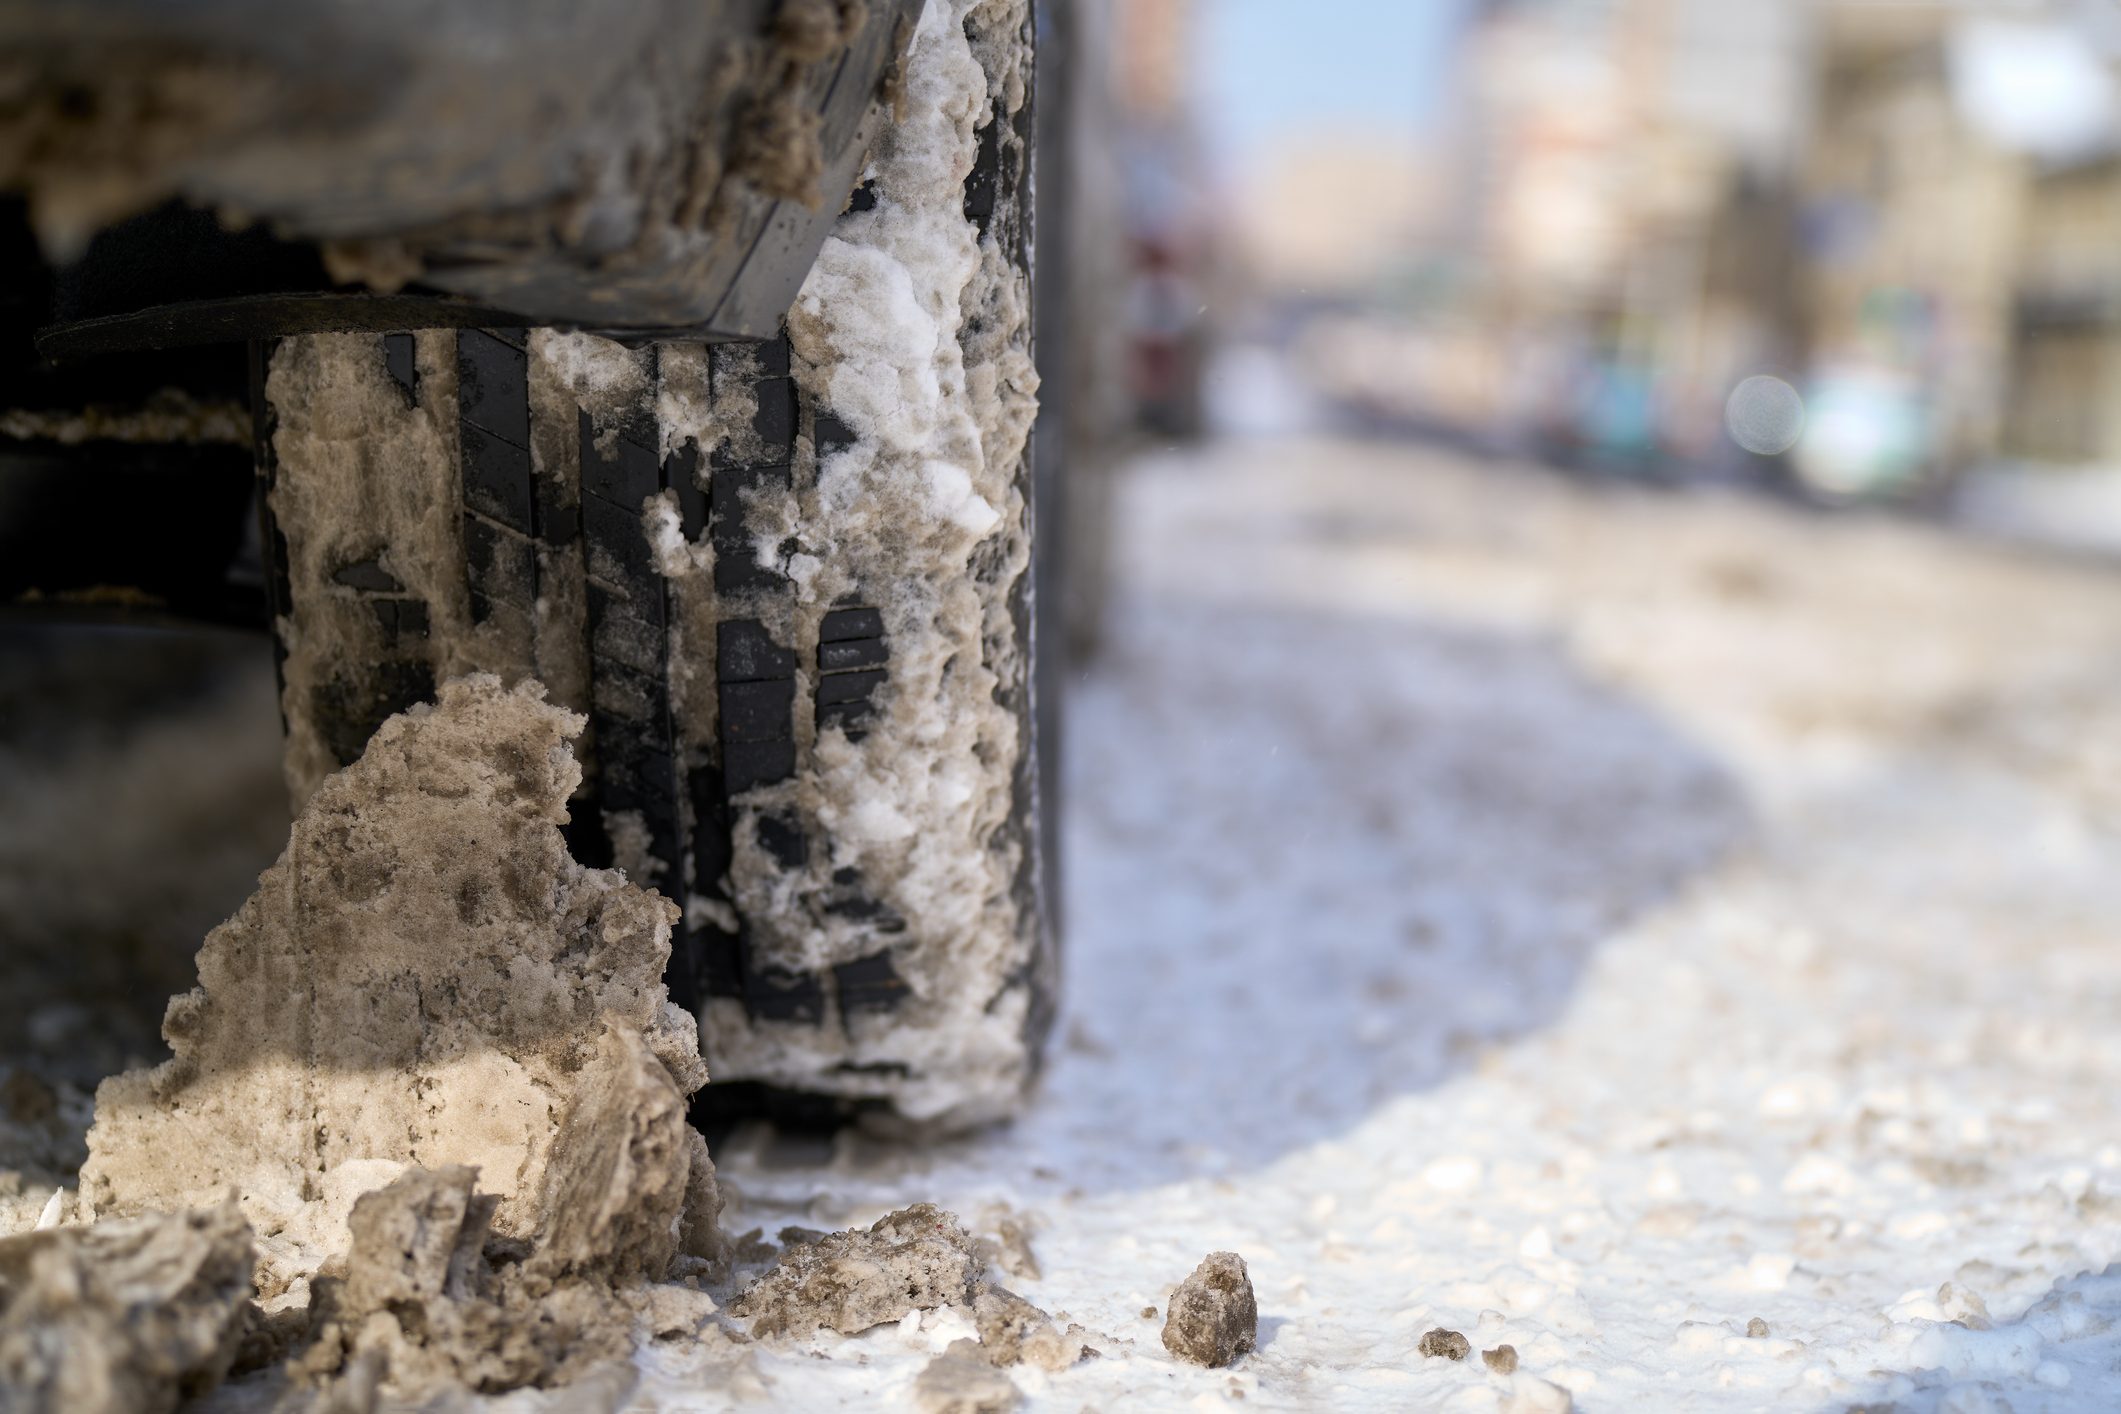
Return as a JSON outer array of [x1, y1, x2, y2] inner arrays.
[[8, 434, 2121, 1410], [707, 436, 2121, 1412]]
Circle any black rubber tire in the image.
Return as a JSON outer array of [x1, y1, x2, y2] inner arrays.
[[257, 320, 1046, 1129], [250, 0, 1047, 1131]]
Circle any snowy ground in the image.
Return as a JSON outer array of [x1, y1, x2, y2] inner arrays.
[[1953, 461, 2121, 560], [704, 437, 2121, 1412], [10, 435, 2121, 1411]]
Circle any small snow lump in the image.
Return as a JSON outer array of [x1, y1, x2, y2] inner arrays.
[[1160, 1251, 1257, 1368], [915, 1339, 1021, 1414], [733, 1203, 978, 1337]]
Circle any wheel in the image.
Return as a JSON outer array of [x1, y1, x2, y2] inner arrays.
[[252, 0, 1048, 1131]]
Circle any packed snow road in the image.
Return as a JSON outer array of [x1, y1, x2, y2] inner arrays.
[[8, 434, 2121, 1411], [712, 437, 2121, 1412]]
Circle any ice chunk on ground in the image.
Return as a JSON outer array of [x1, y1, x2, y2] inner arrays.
[[730, 1198, 1080, 1376], [732, 1203, 980, 1337], [913, 1339, 1021, 1414], [294, 1162, 655, 1398], [1161, 1252, 1258, 1368], [969, 1284, 1083, 1371], [80, 675, 712, 1290], [969, 1205, 1040, 1282], [0, 1200, 253, 1414], [63, 676, 720, 1399]]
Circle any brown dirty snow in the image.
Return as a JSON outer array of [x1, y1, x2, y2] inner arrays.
[[1484, 1343, 1521, 1374], [68, 676, 721, 1397], [1161, 1252, 1258, 1368], [265, 332, 475, 806], [969, 1284, 1084, 1372], [732, 1202, 978, 1337], [913, 1339, 1022, 1414], [293, 1164, 651, 1397], [970, 1203, 1041, 1282], [0, 1199, 253, 1414], [1419, 1326, 1471, 1360], [734, 1203, 1084, 1369], [263, 332, 601, 807]]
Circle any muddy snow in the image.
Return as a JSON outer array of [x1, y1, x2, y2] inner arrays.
[[2, 677, 731, 1409], [699, 438, 2121, 1412], [9, 432, 2121, 1410]]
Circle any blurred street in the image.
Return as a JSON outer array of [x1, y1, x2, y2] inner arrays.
[[16, 2, 2121, 1410], [712, 431, 2121, 1411], [9, 426, 2121, 1409]]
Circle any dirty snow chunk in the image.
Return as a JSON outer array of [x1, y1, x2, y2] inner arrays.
[[1485, 1344, 1521, 1374], [295, 1163, 651, 1398], [1421, 1327, 1472, 1360], [78, 675, 717, 1302], [734, 1204, 980, 1337], [535, 329, 653, 426], [643, 490, 708, 578], [915, 1339, 1021, 1414], [971, 1285, 1082, 1371], [971, 1206, 1041, 1282], [297, 1166, 523, 1394], [262, 331, 471, 806], [0, 1200, 253, 1414], [1161, 1252, 1258, 1368]]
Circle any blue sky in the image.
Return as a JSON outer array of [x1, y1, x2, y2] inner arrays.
[[1194, 0, 1472, 167]]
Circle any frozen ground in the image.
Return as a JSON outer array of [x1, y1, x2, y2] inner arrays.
[[9, 436, 2121, 1410], [707, 438, 2121, 1412]]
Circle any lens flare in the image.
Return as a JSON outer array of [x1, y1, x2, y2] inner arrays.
[[1725, 375, 1806, 456]]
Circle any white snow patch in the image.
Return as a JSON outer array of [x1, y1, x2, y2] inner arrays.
[[684, 438, 2121, 1410]]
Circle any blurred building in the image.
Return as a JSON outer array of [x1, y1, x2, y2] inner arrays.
[[2010, 151, 2121, 460], [1446, 0, 1813, 466], [1233, 136, 1442, 299], [1110, 0, 1214, 437], [1113, 0, 1192, 122], [1289, 0, 2121, 498]]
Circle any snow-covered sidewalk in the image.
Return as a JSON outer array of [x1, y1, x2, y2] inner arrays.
[[706, 437, 2121, 1412]]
